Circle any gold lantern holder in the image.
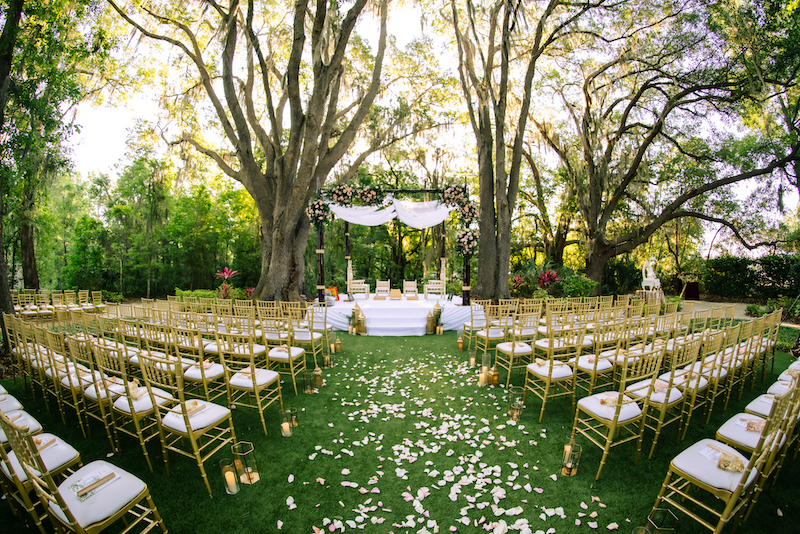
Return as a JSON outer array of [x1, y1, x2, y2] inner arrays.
[[647, 508, 678, 533], [220, 458, 240, 495], [313, 366, 324, 389], [426, 311, 435, 335], [357, 311, 367, 335], [232, 442, 260, 485], [457, 328, 464, 351], [487, 366, 499, 386]]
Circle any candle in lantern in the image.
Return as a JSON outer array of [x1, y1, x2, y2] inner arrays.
[[281, 422, 292, 437], [225, 470, 237, 493], [330, 343, 335, 354], [469, 355, 476, 367], [457, 337, 464, 351], [479, 371, 487, 387]]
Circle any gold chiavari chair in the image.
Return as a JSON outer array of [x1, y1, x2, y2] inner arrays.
[[649, 382, 792, 534], [66, 335, 118, 453], [265, 320, 307, 396], [495, 312, 538, 388], [0, 412, 82, 534], [172, 324, 227, 404], [475, 304, 507, 358], [2, 313, 28, 393], [138, 351, 237, 495], [288, 307, 323, 369], [702, 324, 741, 423], [571, 341, 665, 480], [93, 343, 166, 471], [525, 324, 586, 423], [44, 330, 86, 436], [462, 301, 489, 351], [215, 329, 282, 435], [642, 337, 702, 458], [573, 319, 622, 398], [3, 411, 168, 534]]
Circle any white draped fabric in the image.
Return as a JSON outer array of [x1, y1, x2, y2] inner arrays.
[[328, 195, 454, 229]]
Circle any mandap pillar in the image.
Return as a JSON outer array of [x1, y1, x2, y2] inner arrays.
[[462, 254, 471, 305], [316, 225, 325, 303]]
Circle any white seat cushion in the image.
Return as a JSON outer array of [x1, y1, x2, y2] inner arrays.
[[625, 378, 682, 405], [527, 360, 573, 379], [577, 393, 641, 422], [229, 368, 280, 389], [768, 381, 791, 396], [61, 370, 105, 389], [717, 413, 768, 451], [0, 411, 42, 443], [183, 362, 225, 381], [496, 342, 532, 355], [268, 346, 305, 361], [745, 394, 775, 418], [477, 328, 505, 340], [161, 401, 231, 433], [84, 380, 126, 401], [0, 394, 23, 413], [573, 355, 613, 373], [670, 438, 757, 491], [2, 433, 79, 482], [53, 460, 147, 528], [113, 387, 173, 414]]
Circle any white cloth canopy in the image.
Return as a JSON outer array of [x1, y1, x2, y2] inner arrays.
[[328, 195, 454, 229]]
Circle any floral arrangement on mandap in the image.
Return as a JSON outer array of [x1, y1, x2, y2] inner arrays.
[[441, 185, 468, 207], [356, 184, 384, 206], [459, 201, 479, 226], [306, 197, 330, 227], [455, 228, 479, 256], [325, 184, 355, 206]]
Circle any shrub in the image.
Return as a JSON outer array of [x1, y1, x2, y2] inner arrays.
[[702, 256, 757, 297], [745, 304, 765, 317], [552, 273, 597, 298], [175, 288, 219, 300], [101, 290, 124, 303]]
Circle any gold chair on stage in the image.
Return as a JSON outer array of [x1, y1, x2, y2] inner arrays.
[[374, 280, 391, 299]]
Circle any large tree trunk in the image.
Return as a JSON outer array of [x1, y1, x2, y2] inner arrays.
[[19, 192, 39, 290], [473, 109, 496, 298], [584, 236, 615, 295]]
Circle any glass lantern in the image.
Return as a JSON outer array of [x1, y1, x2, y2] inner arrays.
[[232, 442, 260, 485], [220, 458, 240, 494]]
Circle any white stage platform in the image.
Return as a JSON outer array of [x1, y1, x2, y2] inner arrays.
[[324, 295, 471, 336]]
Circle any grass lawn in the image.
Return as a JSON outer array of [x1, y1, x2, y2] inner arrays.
[[2, 327, 799, 533]]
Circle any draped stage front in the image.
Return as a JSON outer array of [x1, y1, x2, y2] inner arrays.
[[325, 294, 470, 336]]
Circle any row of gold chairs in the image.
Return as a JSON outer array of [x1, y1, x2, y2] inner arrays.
[[469, 300, 780, 481], [0, 391, 168, 534], [12, 289, 106, 322], [648, 362, 800, 534], [2, 312, 290, 492]]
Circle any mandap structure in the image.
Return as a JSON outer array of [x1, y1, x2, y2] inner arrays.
[[306, 184, 479, 305]]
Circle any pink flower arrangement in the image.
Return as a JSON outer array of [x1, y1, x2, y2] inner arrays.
[[305, 198, 330, 226], [459, 202, 479, 225], [538, 270, 563, 288], [442, 185, 468, 207], [326, 184, 355, 206], [455, 228, 479, 256], [215, 267, 240, 281]]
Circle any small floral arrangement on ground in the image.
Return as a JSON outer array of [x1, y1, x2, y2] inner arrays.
[[442, 185, 468, 207], [325, 184, 355, 206], [356, 184, 384, 206], [459, 201, 479, 226], [455, 228, 479, 256], [306, 197, 330, 227], [538, 269, 563, 288]]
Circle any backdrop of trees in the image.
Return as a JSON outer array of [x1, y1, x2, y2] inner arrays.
[[1, 0, 799, 308]]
